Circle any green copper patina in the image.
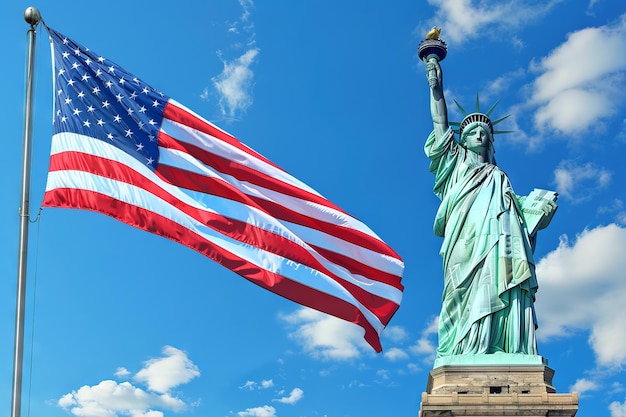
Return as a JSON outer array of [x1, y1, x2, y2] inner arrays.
[[420, 33, 558, 367]]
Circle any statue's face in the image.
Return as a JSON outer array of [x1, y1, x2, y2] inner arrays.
[[461, 123, 493, 153]]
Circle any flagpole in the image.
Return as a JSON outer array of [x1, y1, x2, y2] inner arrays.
[[12, 7, 41, 417]]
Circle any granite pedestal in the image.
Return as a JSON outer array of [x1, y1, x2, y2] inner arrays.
[[419, 356, 578, 416]]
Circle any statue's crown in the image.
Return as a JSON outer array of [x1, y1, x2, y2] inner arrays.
[[459, 113, 493, 136], [451, 95, 512, 137]]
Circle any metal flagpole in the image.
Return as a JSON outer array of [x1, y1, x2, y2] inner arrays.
[[12, 7, 41, 417]]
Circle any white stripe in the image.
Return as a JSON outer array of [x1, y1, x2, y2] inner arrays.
[[159, 146, 402, 276], [160, 114, 387, 243], [48, 133, 403, 304], [45, 167, 385, 334], [160, 116, 322, 197]]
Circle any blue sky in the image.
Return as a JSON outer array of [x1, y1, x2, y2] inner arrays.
[[1, 1, 626, 416]]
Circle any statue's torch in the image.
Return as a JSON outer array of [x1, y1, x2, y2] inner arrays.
[[418, 28, 447, 88]]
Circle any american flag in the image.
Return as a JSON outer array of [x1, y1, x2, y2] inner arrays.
[[43, 26, 404, 352]]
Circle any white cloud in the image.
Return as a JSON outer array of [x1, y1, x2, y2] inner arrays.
[[212, 48, 260, 120], [273, 387, 304, 405], [535, 224, 626, 367], [570, 378, 600, 395], [134, 346, 200, 394], [57, 380, 185, 417], [57, 346, 199, 417], [553, 160, 611, 202], [408, 316, 438, 360], [382, 325, 409, 343], [238, 405, 277, 417], [210, 0, 259, 119], [426, 0, 561, 45], [280, 307, 371, 361], [610, 399, 626, 417], [384, 347, 409, 361], [240, 379, 274, 390], [240, 380, 256, 391], [529, 14, 626, 136]]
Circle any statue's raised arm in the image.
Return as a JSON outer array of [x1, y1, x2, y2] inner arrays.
[[419, 28, 450, 140], [425, 58, 449, 139]]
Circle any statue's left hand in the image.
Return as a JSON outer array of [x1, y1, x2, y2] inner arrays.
[[536, 198, 557, 231]]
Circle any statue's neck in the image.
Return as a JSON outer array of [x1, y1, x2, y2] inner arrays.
[[463, 147, 495, 166]]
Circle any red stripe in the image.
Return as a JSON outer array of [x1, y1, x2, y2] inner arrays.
[[47, 151, 399, 321], [42, 187, 384, 352], [163, 101, 282, 171], [156, 158, 402, 261], [250, 197, 402, 261], [311, 245, 404, 293], [158, 131, 347, 214]]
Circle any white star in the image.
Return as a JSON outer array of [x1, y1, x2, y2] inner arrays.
[[85, 58, 92, 66], [133, 77, 139, 83], [64, 97, 72, 105], [113, 114, 122, 122], [108, 66, 115, 74], [74, 48, 80, 55], [58, 68, 65, 76], [71, 62, 80, 70], [95, 69, 103, 77], [61, 116, 67, 123], [127, 107, 134, 115], [142, 87, 150, 94], [92, 86, 101, 95], [97, 56, 105, 63], [97, 119, 105, 126], [107, 132, 114, 140], [67, 79, 76, 86], [81, 74, 91, 81], [119, 77, 126, 85], [73, 108, 82, 116], [129, 91, 138, 100], [57, 89, 63, 96], [105, 80, 113, 88], [152, 100, 160, 107], [138, 106, 147, 113], [62, 37, 69, 44], [138, 121, 145, 129], [102, 100, 110, 109], [77, 91, 86, 99], [87, 105, 96, 112], [136, 143, 144, 151], [148, 119, 157, 125], [83, 120, 91, 127], [148, 134, 156, 142], [125, 129, 133, 137], [116, 93, 124, 102], [62, 51, 70, 59], [146, 157, 154, 165]]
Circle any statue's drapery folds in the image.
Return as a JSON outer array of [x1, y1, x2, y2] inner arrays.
[[425, 127, 540, 358]]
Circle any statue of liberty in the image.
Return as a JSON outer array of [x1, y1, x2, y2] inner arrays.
[[420, 32, 558, 364]]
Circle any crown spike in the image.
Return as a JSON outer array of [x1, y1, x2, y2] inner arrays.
[[485, 98, 501, 117], [475, 94, 480, 113], [492, 114, 511, 125], [454, 99, 469, 116]]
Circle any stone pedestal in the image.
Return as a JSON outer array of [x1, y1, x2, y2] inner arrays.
[[418, 364, 578, 416]]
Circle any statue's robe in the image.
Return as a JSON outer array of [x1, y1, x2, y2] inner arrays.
[[425, 128, 538, 357]]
